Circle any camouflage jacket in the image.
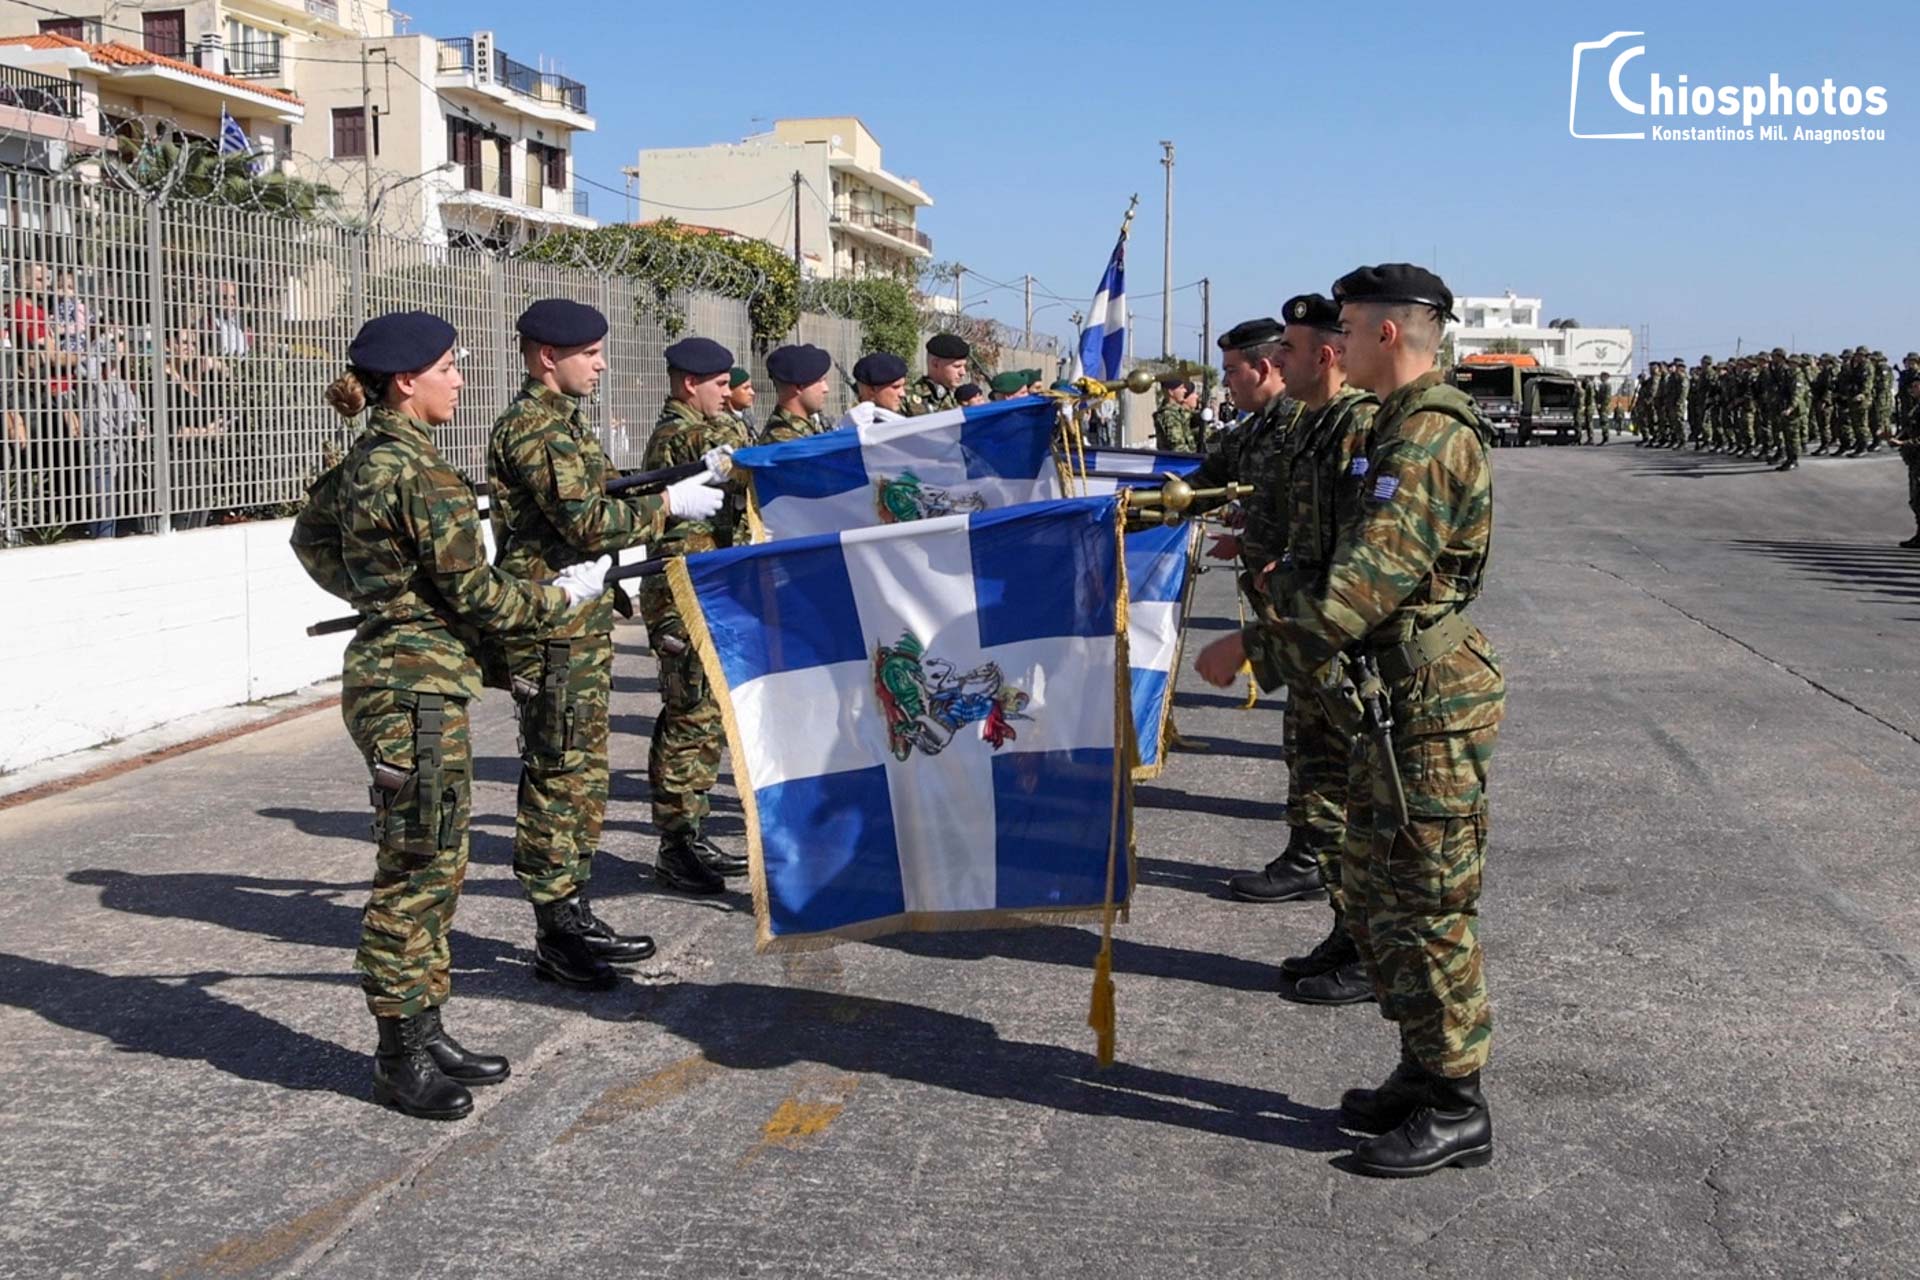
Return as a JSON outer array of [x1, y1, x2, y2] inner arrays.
[[1871, 359, 1894, 417], [759, 404, 830, 445], [1243, 371, 1504, 748], [486, 377, 666, 639], [1276, 385, 1380, 590], [903, 375, 959, 418], [638, 398, 751, 626], [1152, 403, 1199, 453], [290, 407, 567, 696], [1191, 390, 1304, 574]]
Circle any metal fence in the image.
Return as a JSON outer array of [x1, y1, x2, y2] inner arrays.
[[0, 168, 844, 546]]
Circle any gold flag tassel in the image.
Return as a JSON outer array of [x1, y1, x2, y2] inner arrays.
[[1089, 491, 1132, 1068], [1233, 575, 1258, 709]]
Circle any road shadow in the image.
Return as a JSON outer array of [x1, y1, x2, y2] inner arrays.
[[634, 980, 1348, 1151], [1729, 538, 1920, 609], [0, 951, 367, 1100], [1184, 614, 1239, 633], [1135, 784, 1287, 823], [1176, 733, 1287, 763], [867, 924, 1286, 994], [1136, 854, 1249, 901], [1174, 690, 1283, 713]]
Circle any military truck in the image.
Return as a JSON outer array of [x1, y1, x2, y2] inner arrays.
[[1449, 362, 1525, 446], [1519, 370, 1580, 445]]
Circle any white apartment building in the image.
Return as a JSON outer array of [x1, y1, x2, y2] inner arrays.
[[1449, 290, 1635, 378], [636, 118, 932, 280], [0, 1, 597, 244]]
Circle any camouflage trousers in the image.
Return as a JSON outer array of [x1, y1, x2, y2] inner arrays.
[[649, 614, 724, 839], [1812, 401, 1833, 447], [1778, 412, 1805, 461], [1840, 401, 1871, 451], [1286, 681, 1351, 914], [343, 686, 471, 1019], [504, 631, 612, 905], [1342, 724, 1498, 1078]]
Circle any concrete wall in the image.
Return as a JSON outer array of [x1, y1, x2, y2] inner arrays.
[[0, 519, 349, 774], [637, 140, 832, 275]]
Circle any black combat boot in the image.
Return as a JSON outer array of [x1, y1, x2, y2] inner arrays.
[[1284, 959, 1375, 1005], [655, 834, 725, 895], [1227, 833, 1326, 904], [1279, 916, 1356, 979], [692, 832, 749, 879], [373, 1014, 474, 1120], [575, 892, 656, 964], [418, 1005, 510, 1086], [1775, 459, 1799, 471], [1899, 529, 1920, 549], [533, 896, 620, 990], [1351, 1071, 1493, 1178], [1339, 1050, 1426, 1133], [1848, 443, 1866, 456]]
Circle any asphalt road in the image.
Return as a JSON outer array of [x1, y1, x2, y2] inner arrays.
[[2, 440, 1916, 1279]]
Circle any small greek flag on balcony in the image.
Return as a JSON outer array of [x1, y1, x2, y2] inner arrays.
[[217, 108, 258, 175], [737, 399, 1062, 543], [667, 494, 1132, 951]]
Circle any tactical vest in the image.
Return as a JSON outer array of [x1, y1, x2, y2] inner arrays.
[[1287, 389, 1379, 574], [1376, 380, 1493, 615]]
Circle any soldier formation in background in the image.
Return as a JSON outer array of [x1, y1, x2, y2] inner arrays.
[[1630, 348, 1896, 471]]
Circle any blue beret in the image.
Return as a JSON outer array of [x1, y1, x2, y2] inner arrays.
[[1331, 263, 1457, 320], [1282, 293, 1343, 332], [663, 336, 734, 376], [1218, 317, 1284, 351], [516, 298, 607, 347], [852, 352, 908, 386], [348, 311, 457, 376], [767, 343, 831, 386]]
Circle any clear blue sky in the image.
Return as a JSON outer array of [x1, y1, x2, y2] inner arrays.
[[407, 0, 1917, 364]]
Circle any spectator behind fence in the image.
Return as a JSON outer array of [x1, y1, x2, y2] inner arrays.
[[84, 329, 145, 538], [164, 324, 232, 530], [6, 262, 81, 530], [205, 278, 252, 359]]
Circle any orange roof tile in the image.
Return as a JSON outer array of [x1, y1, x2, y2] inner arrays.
[[0, 33, 302, 108]]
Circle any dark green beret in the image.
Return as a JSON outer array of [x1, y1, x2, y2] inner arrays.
[[516, 298, 607, 347], [988, 371, 1028, 394], [1331, 263, 1457, 321], [349, 311, 457, 375], [729, 366, 751, 388]]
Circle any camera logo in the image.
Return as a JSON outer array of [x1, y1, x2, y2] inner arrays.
[[1569, 31, 1648, 140]]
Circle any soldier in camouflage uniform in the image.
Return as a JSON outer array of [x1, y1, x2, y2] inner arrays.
[[1595, 372, 1613, 443], [903, 333, 970, 417], [1187, 318, 1317, 903], [486, 300, 730, 989], [1766, 349, 1809, 471], [1810, 354, 1837, 454], [1869, 351, 1893, 452], [291, 311, 613, 1120], [758, 343, 835, 443], [1261, 293, 1379, 1005], [639, 336, 754, 893], [1573, 376, 1592, 446], [725, 365, 759, 438], [1837, 348, 1872, 456], [1896, 353, 1920, 547], [1202, 264, 1503, 1178], [1153, 378, 1201, 452]]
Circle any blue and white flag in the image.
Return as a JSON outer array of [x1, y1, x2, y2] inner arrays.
[[739, 398, 1063, 543], [1122, 521, 1198, 778], [667, 495, 1132, 950], [217, 108, 258, 173], [1073, 448, 1204, 496], [1073, 233, 1128, 382]]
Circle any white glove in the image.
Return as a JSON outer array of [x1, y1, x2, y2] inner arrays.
[[552, 555, 612, 608], [701, 445, 735, 480], [665, 474, 724, 521]]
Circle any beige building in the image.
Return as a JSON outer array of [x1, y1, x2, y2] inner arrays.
[[0, 2, 597, 245], [636, 117, 932, 280]]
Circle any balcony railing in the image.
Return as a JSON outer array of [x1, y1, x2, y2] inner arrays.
[[435, 38, 588, 115], [834, 206, 933, 254], [225, 40, 283, 78], [0, 65, 81, 119]]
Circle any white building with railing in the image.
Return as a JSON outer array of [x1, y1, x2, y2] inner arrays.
[[1447, 290, 1635, 378], [0, 2, 597, 245], [636, 117, 933, 281]]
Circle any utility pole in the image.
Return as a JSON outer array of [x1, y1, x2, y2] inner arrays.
[[1023, 274, 1033, 349], [791, 170, 802, 278], [359, 44, 375, 232], [954, 264, 964, 315], [1199, 275, 1211, 362], [1159, 139, 1174, 359]]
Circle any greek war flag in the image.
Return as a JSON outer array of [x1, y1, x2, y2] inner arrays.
[[666, 495, 1132, 951], [1074, 234, 1128, 381], [738, 399, 1062, 543], [1074, 448, 1204, 495], [1122, 521, 1198, 779]]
